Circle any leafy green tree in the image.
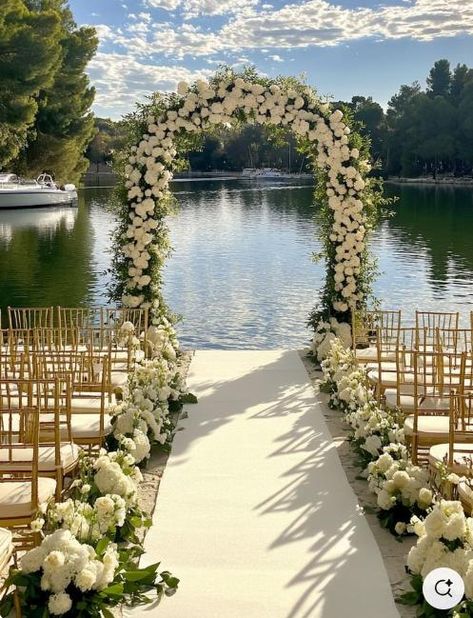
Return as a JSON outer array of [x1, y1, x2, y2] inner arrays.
[[450, 63, 471, 104], [385, 83, 422, 175], [0, 0, 61, 168], [410, 94, 456, 177], [20, 1, 97, 184], [426, 59, 451, 98], [86, 117, 129, 169]]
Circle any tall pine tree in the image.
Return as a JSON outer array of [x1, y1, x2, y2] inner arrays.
[[0, 0, 61, 169], [20, 1, 98, 184]]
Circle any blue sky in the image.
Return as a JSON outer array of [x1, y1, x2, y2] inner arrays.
[[69, 0, 473, 119]]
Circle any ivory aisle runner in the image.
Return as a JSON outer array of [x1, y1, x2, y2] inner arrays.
[[127, 350, 399, 617]]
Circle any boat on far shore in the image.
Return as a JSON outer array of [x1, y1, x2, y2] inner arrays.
[[241, 167, 312, 180], [0, 173, 78, 208]]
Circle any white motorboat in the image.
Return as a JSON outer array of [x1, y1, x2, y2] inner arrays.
[[0, 173, 78, 208], [241, 167, 303, 180]]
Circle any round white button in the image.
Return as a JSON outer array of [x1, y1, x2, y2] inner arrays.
[[422, 567, 465, 610]]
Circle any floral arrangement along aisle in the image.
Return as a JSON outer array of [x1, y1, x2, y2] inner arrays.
[[0, 325, 192, 617], [318, 336, 473, 615]]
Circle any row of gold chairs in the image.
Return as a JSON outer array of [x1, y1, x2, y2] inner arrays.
[[0, 324, 145, 388], [4, 306, 148, 333], [0, 307, 150, 593], [352, 309, 469, 362], [352, 309, 473, 512]]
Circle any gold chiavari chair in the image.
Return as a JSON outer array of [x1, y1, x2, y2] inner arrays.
[[0, 378, 80, 499], [57, 306, 103, 330], [0, 385, 56, 549], [351, 308, 401, 364], [33, 351, 113, 451], [82, 327, 130, 390], [32, 327, 83, 354], [102, 306, 148, 359], [428, 391, 473, 499], [415, 311, 460, 348], [7, 307, 54, 330], [436, 327, 473, 355], [366, 324, 403, 400], [383, 328, 420, 411], [405, 350, 470, 465]]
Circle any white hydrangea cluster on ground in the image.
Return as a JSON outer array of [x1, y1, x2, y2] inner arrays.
[[20, 529, 119, 615], [312, 317, 352, 361], [407, 501, 473, 598], [38, 495, 127, 543], [94, 450, 143, 506], [110, 320, 187, 462]]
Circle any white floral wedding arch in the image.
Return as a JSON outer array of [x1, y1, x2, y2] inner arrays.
[[115, 69, 383, 357]]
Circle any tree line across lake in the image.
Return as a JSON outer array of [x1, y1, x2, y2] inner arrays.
[[88, 59, 473, 180]]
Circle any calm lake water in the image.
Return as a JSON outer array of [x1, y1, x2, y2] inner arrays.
[[0, 180, 472, 348]]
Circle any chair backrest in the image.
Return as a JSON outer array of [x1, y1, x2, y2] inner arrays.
[[57, 307, 103, 330], [352, 309, 401, 350], [415, 311, 459, 341], [8, 307, 53, 330], [413, 349, 464, 401], [32, 327, 84, 353], [435, 327, 472, 354], [0, 351, 30, 381], [1, 371, 73, 446]]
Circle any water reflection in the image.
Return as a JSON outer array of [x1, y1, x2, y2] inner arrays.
[[0, 207, 77, 244], [0, 189, 114, 323], [0, 181, 472, 346], [166, 179, 323, 349], [373, 184, 473, 323]]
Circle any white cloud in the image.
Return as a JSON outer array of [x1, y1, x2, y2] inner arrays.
[[180, 0, 258, 18], [95, 0, 473, 60], [87, 52, 212, 118], [217, 0, 473, 51], [143, 0, 180, 9], [268, 54, 284, 62], [142, 0, 257, 17]]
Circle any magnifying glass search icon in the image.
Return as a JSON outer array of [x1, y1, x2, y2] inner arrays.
[[434, 579, 453, 597]]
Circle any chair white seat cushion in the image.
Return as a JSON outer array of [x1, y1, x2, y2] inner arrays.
[[111, 371, 128, 388], [355, 346, 378, 362], [0, 477, 56, 519], [419, 396, 450, 411], [0, 444, 81, 472], [367, 369, 398, 387], [404, 414, 450, 438], [70, 396, 104, 413], [71, 415, 112, 440], [385, 388, 417, 410], [429, 443, 473, 475]]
